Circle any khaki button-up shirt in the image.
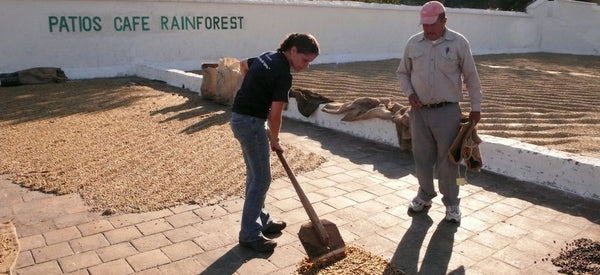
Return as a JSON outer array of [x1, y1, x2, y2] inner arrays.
[[396, 28, 482, 112]]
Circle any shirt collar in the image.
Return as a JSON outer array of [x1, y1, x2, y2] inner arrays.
[[418, 27, 455, 42]]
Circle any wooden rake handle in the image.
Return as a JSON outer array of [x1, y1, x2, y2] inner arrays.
[[276, 150, 330, 246]]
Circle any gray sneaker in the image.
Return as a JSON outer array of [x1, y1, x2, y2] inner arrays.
[[445, 205, 461, 223], [409, 197, 432, 212]]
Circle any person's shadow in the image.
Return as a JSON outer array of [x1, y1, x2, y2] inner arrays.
[[419, 220, 461, 275], [387, 209, 462, 275], [388, 209, 433, 274], [198, 244, 274, 275]]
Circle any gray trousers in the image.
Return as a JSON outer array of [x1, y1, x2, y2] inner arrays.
[[410, 104, 461, 206]]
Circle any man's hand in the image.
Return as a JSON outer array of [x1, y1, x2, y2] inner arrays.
[[408, 93, 422, 108], [469, 111, 481, 125]]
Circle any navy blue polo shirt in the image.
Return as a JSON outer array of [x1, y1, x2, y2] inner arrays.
[[232, 51, 291, 120]]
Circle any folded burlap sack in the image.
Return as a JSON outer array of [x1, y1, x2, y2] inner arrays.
[[448, 117, 483, 172]]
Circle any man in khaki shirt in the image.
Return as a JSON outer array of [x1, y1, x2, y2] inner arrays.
[[396, 1, 482, 223]]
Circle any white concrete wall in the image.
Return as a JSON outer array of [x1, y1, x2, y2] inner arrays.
[[528, 0, 600, 55], [1, 0, 598, 79]]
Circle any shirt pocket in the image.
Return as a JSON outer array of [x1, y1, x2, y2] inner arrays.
[[408, 49, 426, 72], [439, 47, 459, 73]]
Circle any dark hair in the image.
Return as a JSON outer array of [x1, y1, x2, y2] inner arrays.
[[438, 12, 446, 22], [277, 33, 320, 55]]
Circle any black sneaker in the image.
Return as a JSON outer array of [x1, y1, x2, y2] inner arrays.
[[239, 236, 277, 252], [262, 221, 287, 235]]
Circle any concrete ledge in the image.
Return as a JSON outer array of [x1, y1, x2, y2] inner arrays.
[[135, 64, 203, 93], [481, 135, 600, 199], [282, 98, 599, 200], [137, 70, 600, 201]]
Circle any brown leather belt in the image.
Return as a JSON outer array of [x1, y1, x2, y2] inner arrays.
[[423, 102, 456, 108]]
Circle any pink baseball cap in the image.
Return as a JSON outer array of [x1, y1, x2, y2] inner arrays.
[[420, 1, 446, 25]]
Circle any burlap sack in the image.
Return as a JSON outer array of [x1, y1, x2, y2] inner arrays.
[[1, 67, 67, 86], [0, 221, 20, 275], [448, 116, 483, 172], [200, 63, 218, 100], [290, 88, 333, 117], [215, 57, 243, 106]]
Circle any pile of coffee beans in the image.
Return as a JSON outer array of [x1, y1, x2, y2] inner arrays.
[[296, 246, 404, 275], [551, 238, 599, 274]]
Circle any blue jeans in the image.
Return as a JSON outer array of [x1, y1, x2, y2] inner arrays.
[[230, 112, 273, 242]]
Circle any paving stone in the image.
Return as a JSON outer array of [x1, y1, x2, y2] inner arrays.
[[471, 230, 513, 250], [327, 172, 356, 184], [53, 212, 96, 229], [269, 187, 297, 201], [18, 234, 46, 251], [77, 219, 114, 236], [158, 258, 205, 275], [169, 203, 201, 214], [69, 233, 110, 253], [57, 251, 102, 273], [126, 249, 171, 272], [218, 198, 244, 213], [367, 211, 402, 228], [163, 225, 204, 243], [136, 218, 174, 235], [235, 257, 278, 275], [193, 232, 236, 251], [454, 239, 496, 262], [343, 189, 376, 203], [469, 257, 521, 274], [545, 219, 585, 237], [269, 197, 301, 212], [108, 213, 146, 228], [96, 242, 138, 262], [31, 242, 73, 263], [62, 268, 89, 275], [104, 225, 143, 244], [161, 240, 204, 261], [43, 226, 81, 245], [164, 211, 202, 228], [88, 259, 134, 275], [267, 244, 306, 269], [322, 196, 357, 210], [193, 204, 229, 220], [362, 183, 395, 196], [315, 186, 347, 198], [492, 245, 537, 269], [356, 199, 389, 213], [336, 181, 369, 192], [131, 233, 172, 252], [310, 201, 337, 216], [139, 209, 174, 221], [490, 202, 523, 217], [15, 260, 63, 275], [16, 250, 35, 269], [490, 221, 529, 239], [135, 268, 162, 275], [459, 215, 492, 233]]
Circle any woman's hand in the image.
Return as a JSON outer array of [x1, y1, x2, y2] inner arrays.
[[270, 138, 284, 152]]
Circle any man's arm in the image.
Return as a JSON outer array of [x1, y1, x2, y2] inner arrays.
[[460, 41, 482, 125]]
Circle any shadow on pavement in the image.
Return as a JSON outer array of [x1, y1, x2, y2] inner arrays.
[[281, 117, 415, 180], [198, 245, 273, 275]]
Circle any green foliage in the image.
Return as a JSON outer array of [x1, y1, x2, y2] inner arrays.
[[334, 0, 598, 12]]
